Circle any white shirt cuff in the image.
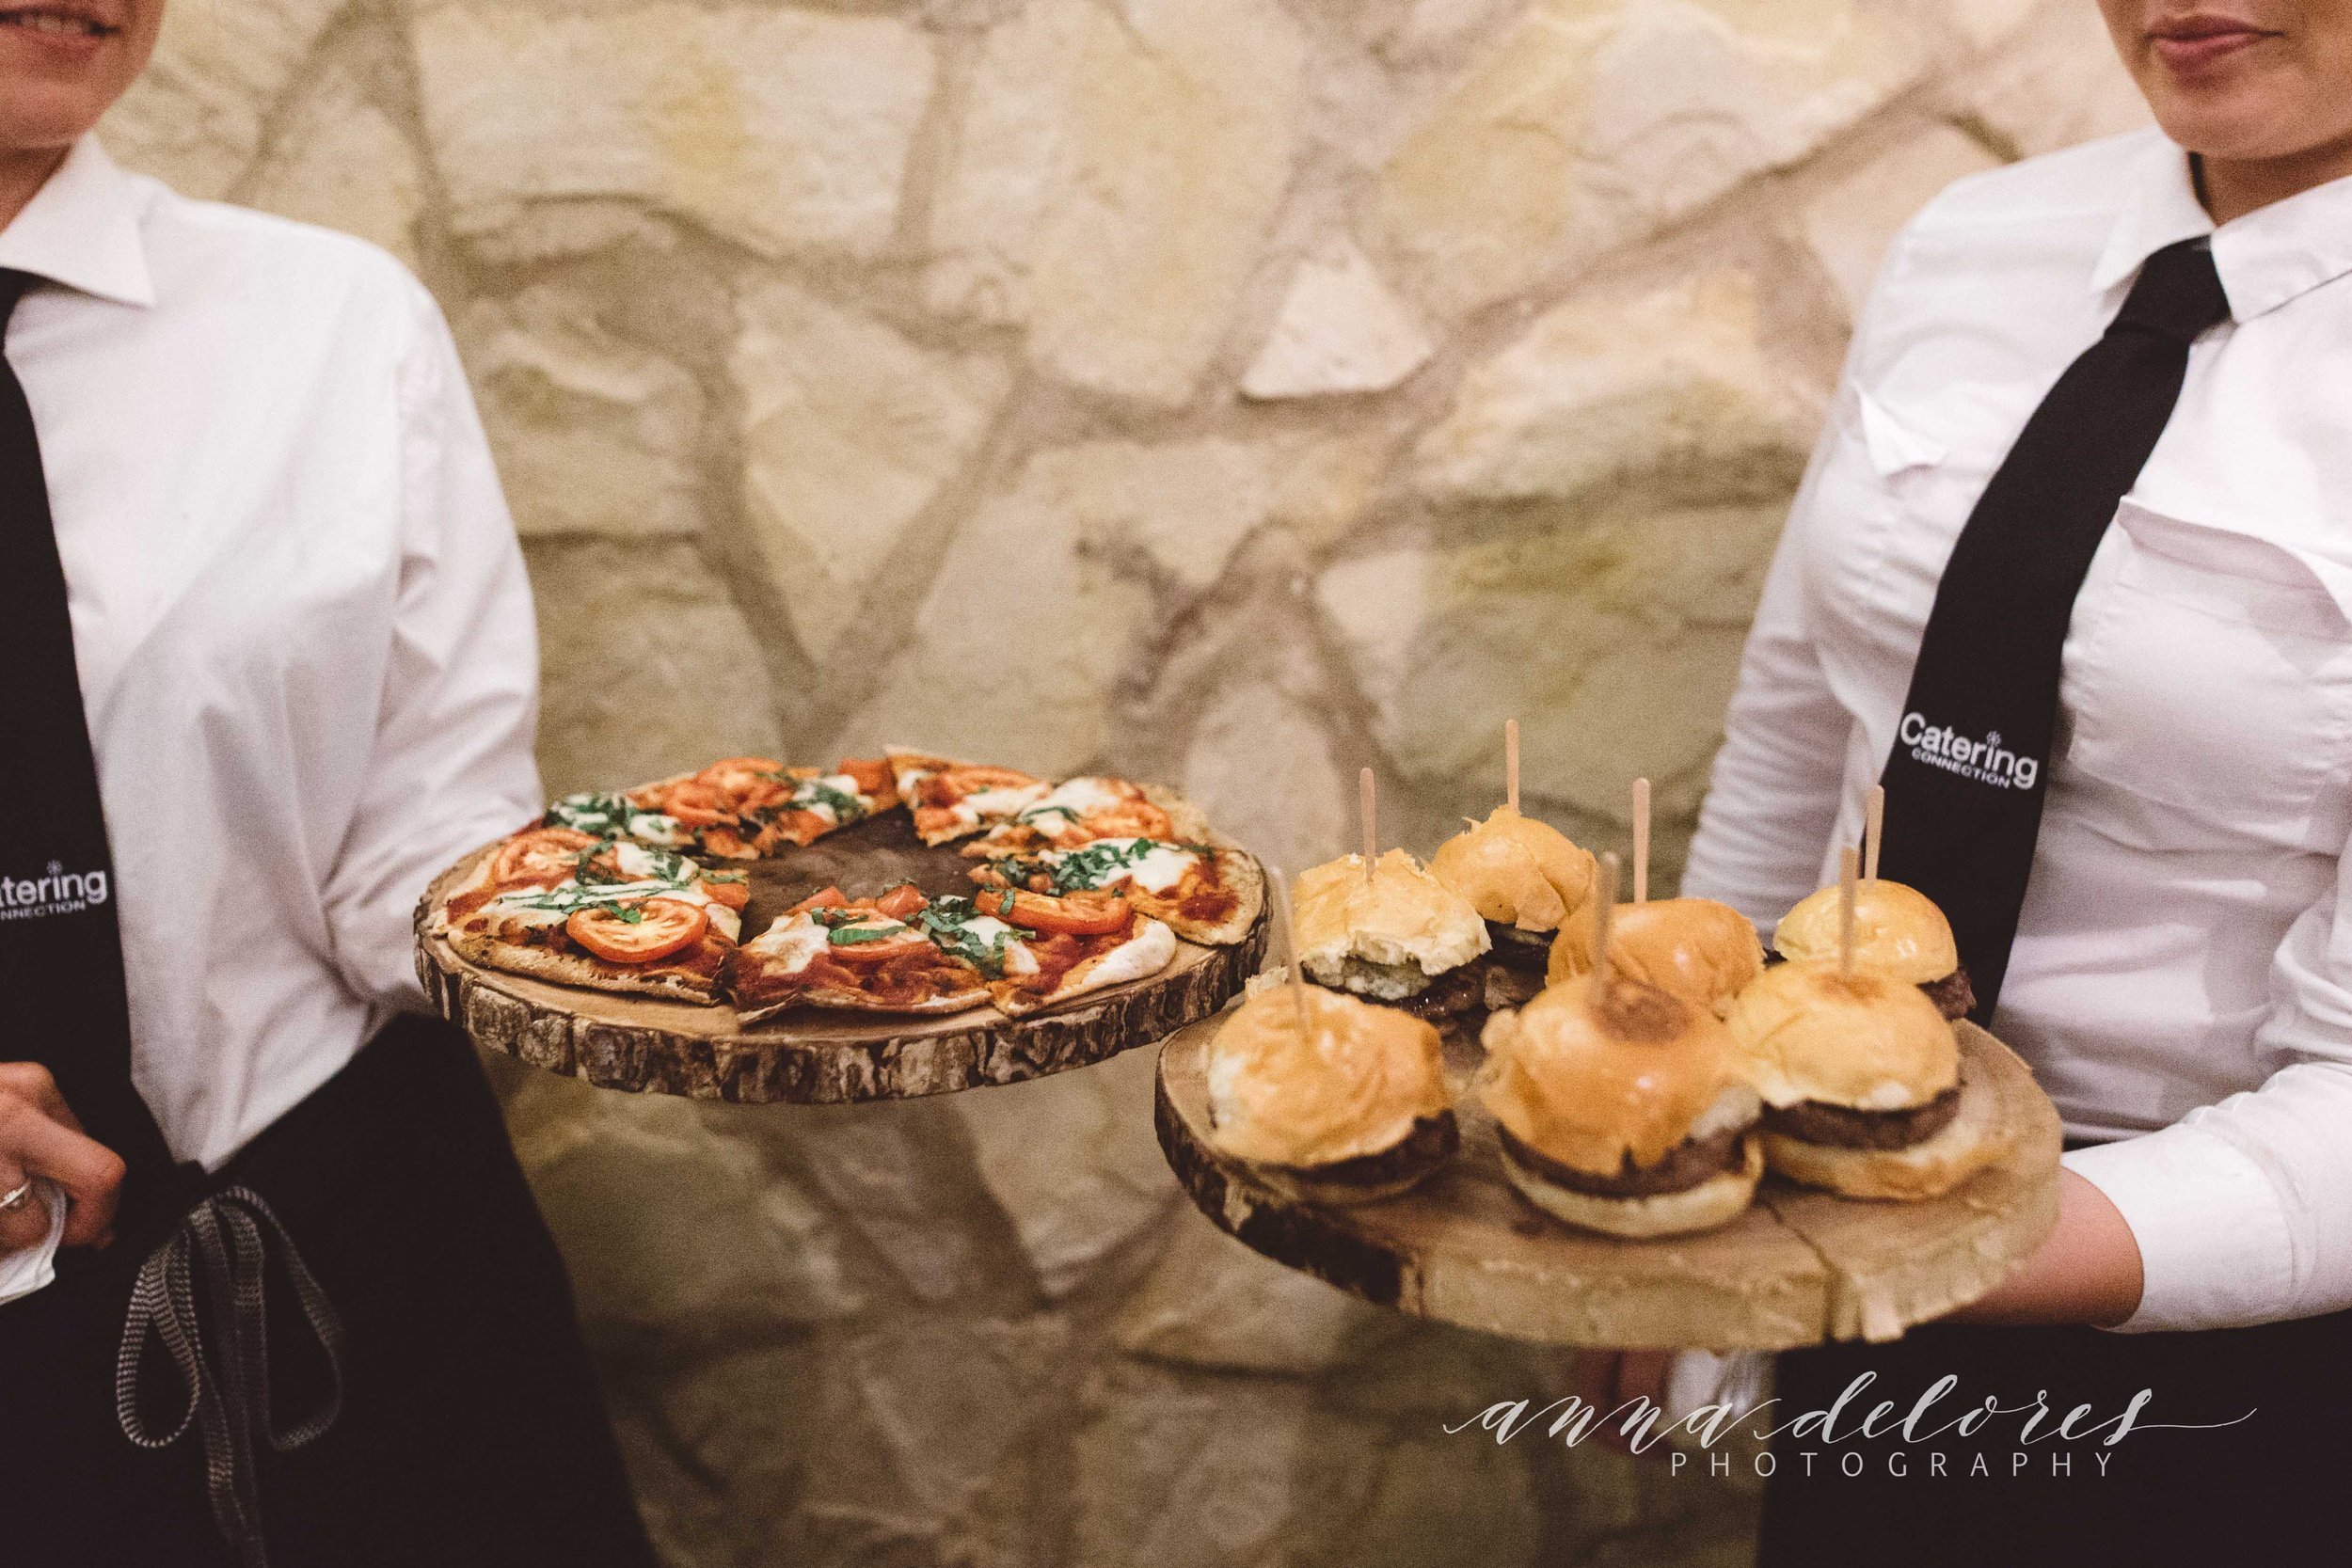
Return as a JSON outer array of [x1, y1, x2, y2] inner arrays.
[[2063, 1125, 2298, 1334], [0, 1179, 69, 1306]]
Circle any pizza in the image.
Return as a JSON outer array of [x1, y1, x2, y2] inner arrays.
[[957, 775, 1201, 857], [436, 831, 748, 1003], [723, 885, 991, 1022], [548, 754, 895, 859], [970, 837, 1263, 946], [437, 748, 1262, 1022], [886, 750, 1050, 846], [922, 889, 1179, 1017], [752, 757, 897, 849]]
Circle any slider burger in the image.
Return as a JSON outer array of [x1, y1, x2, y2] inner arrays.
[[1428, 805, 1597, 1008], [1204, 981, 1458, 1204], [1726, 959, 2007, 1200], [1478, 973, 1763, 1237], [1293, 850, 1492, 1043], [1547, 896, 1763, 1020], [1773, 879, 1975, 1022]]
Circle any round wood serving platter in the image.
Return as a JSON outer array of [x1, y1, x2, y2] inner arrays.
[[415, 811, 1269, 1104], [1155, 1011, 2062, 1351]]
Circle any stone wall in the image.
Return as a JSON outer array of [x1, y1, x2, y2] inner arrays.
[[103, 2, 2146, 1562]]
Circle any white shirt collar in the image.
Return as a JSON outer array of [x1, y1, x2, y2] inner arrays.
[[0, 135, 154, 309], [2092, 130, 2352, 324]]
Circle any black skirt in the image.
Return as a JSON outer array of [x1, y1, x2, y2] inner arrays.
[[0, 1016, 657, 1568], [1759, 1307, 2352, 1565]]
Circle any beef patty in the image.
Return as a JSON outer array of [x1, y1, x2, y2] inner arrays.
[[1265, 1113, 1460, 1189], [1919, 967, 1975, 1022], [1484, 921, 1553, 974], [1500, 1122, 1750, 1199], [1761, 1085, 1961, 1150]]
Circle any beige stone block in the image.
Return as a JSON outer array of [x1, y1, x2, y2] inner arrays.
[[526, 538, 785, 797], [733, 280, 1010, 664], [1073, 1363, 1314, 1566], [1243, 241, 1436, 400], [1113, 1215, 1403, 1375], [412, 2, 936, 259], [517, 1090, 867, 1330], [460, 287, 707, 539], [951, 1044, 1178, 1298], [1180, 679, 1353, 874], [1804, 124, 2002, 321], [1316, 502, 1782, 816], [927, 0, 1308, 404], [1375, 0, 1929, 315], [100, 0, 344, 198], [843, 432, 1354, 774], [241, 63, 426, 268], [1951, 1, 2150, 156], [1412, 269, 1812, 508]]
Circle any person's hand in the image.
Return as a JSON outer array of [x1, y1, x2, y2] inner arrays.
[[1573, 1349, 1675, 1454], [0, 1063, 125, 1254]]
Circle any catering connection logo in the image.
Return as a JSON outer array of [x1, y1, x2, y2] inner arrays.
[[1899, 712, 2041, 791], [1448, 1371, 2250, 1481], [0, 860, 111, 922]]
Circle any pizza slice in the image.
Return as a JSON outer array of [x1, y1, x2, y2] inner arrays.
[[959, 776, 1211, 858], [749, 756, 898, 850], [724, 884, 991, 1023], [919, 889, 1179, 1018], [885, 749, 1050, 846], [970, 837, 1263, 946], [436, 832, 749, 1004], [545, 756, 788, 863]]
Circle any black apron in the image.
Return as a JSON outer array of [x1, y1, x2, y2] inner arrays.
[[1760, 1300, 2352, 1564], [0, 1015, 658, 1568]]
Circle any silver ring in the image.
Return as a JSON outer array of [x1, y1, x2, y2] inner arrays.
[[0, 1180, 34, 1214]]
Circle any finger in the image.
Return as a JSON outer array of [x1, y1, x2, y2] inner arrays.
[[0, 1063, 82, 1133], [0, 1156, 48, 1255], [1621, 1349, 1673, 1408], [0, 1100, 123, 1248]]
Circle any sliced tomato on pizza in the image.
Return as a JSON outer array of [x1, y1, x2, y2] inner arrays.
[[919, 891, 1178, 1017], [751, 756, 899, 850], [437, 837, 747, 1004], [885, 750, 1050, 846], [970, 836, 1263, 946], [725, 884, 991, 1022]]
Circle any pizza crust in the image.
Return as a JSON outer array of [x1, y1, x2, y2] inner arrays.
[[446, 923, 723, 1005], [1127, 848, 1264, 947], [991, 918, 1180, 1017]]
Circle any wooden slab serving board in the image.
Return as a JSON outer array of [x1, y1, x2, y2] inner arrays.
[[1154, 1013, 2062, 1351], [415, 811, 1269, 1104]]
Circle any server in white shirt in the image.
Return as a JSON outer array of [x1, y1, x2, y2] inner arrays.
[[1592, 1, 2352, 1560], [0, 8, 654, 1565]]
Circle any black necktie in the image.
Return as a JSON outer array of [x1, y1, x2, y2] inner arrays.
[[1877, 238, 2232, 1023], [0, 271, 174, 1219]]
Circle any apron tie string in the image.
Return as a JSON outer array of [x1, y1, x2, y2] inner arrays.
[[112, 1186, 346, 1568]]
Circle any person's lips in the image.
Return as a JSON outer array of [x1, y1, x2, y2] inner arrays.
[[0, 6, 123, 46], [2148, 12, 2281, 72]]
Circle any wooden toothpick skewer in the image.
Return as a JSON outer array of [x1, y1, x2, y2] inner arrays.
[[1359, 768, 1377, 884], [1271, 872, 1314, 1040], [1631, 777, 1652, 905], [1865, 784, 1885, 888], [1838, 845, 1859, 979], [1504, 720, 1521, 815], [1592, 851, 1620, 988]]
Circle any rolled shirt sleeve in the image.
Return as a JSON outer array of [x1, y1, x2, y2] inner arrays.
[[2069, 857, 2352, 1333], [318, 278, 542, 1011]]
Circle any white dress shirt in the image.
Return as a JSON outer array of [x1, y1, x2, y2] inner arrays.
[[0, 138, 541, 1301], [1686, 128, 2352, 1335]]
